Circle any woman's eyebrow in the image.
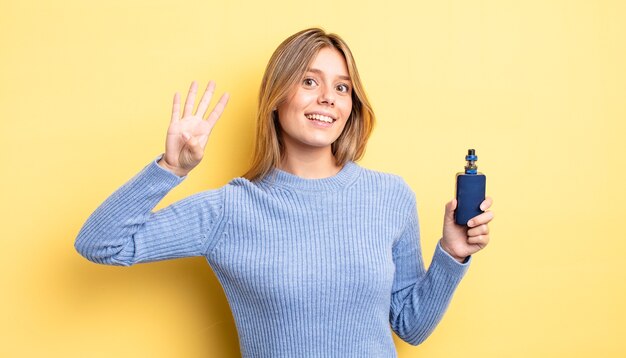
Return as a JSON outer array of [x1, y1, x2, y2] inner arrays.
[[306, 68, 351, 81]]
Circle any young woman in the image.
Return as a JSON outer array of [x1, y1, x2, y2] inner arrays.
[[75, 28, 494, 357]]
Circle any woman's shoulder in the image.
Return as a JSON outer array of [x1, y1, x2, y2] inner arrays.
[[223, 176, 274, 196], [355, 163, 415, 199], [357, 163, 411, 187]]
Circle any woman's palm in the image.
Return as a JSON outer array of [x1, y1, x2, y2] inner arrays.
[[162, 81, 229, 175]]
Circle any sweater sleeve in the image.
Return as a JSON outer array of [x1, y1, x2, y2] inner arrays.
[[389, 194, 470, 345], [74, 154, 227, 266]]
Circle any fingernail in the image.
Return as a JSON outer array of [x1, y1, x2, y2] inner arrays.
[[468, 220, 474, 227]]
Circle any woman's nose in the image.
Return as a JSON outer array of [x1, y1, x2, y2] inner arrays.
[[318, 86, 335, 106]]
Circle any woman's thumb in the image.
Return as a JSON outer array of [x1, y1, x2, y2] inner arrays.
[[188, 136, 205, 161], [181, 132, 198, 157], [445, 198, 457, 220]]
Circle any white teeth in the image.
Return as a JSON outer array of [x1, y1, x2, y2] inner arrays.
[[306, 114, 334, 123]]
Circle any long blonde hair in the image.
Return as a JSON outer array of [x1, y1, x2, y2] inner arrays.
[[243, 28, 375, 181]]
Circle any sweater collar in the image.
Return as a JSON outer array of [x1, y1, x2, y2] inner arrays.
[[260, 161, 361, 192]]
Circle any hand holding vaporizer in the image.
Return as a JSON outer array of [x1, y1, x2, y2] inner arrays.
[[455, 149, 486, 226], [439, 149, 494, 263]]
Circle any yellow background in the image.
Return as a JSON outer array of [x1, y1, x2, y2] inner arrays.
[[2, 0, 625, 357]]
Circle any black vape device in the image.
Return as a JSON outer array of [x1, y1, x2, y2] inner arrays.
[[454, 149, 486, 226]]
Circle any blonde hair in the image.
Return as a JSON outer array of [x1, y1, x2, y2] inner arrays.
[[243, 28, 375, 181]]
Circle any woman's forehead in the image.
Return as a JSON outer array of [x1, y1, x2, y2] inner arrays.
[[305, 47, 350, 79]]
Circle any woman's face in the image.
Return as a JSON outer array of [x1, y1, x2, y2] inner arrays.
[[276, 47, 353, 156]]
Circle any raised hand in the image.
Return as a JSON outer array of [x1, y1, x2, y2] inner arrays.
[[440, 197, 494, 263], [158, 81, 230, 177]]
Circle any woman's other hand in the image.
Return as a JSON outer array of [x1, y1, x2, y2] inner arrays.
[[158, 81, 230, 177], [440, 197, 494, 263]]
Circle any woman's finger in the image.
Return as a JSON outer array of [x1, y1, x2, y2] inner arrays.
[[171, 92, 181, 123], [467, 210, 494, 227], [205, 92, 230, 128], [182, 81, 198, 118], [480, 196, 493, 211], [467, 234, 490, 246], [467, 224, 489, 237], [196, 81, 216, 118]]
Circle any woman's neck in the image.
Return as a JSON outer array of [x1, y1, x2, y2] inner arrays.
[[279, 149, 342, 179]]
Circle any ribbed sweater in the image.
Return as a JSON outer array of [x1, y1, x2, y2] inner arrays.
[[75, 154, 470, 357]]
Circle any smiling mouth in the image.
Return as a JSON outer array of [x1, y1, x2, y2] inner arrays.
[[305, 113, 336, 123]]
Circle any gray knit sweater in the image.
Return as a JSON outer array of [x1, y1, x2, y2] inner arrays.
[[75, 154, 470, 357]]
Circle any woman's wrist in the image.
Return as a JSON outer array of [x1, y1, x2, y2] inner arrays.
[[439, 239, 467, 263], [157, 158, 189, 177]]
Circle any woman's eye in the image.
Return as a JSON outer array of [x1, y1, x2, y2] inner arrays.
[[303, 78, 317, 87], [336, 84, 350, 93]]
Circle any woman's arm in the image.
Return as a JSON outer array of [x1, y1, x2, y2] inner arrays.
[[74, 81, 230, 265], [389, 195, 494, 344], [74, 155, 228, 266], [388, 196, 471, 345]]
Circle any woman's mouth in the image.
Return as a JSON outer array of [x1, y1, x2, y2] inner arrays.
[[305, 113, 335, 123]]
